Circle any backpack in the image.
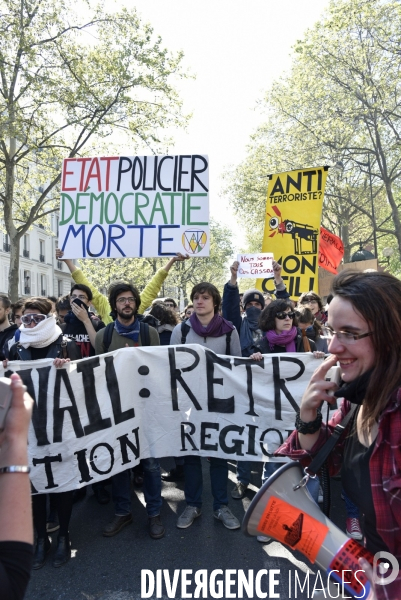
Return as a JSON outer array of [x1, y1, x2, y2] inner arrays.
[[180, 321, 232, 355], [102, 320, 151, 352]]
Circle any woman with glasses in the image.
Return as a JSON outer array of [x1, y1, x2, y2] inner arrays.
[[248, 300, 322, 541], [8, 297, 80, 570], [298, 291, 327, 324], [277, 271, 401, 598]]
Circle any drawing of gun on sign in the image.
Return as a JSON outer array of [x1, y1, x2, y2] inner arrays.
[[267, 206, 318, 255]]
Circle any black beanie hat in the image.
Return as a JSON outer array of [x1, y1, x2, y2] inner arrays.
[[242, 289, 265, 309]]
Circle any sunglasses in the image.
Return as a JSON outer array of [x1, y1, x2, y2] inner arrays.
[[21, 314, 47, 325], [276, 311, 296, 320]]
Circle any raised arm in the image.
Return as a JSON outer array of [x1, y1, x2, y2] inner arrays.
[[138, 253, 189, 314]]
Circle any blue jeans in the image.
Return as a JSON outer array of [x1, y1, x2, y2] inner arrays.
[[262, 461, 320, 504], [112, 458, 162, 517], [236, 460, 252, 486], [184, 456, 228, 512]]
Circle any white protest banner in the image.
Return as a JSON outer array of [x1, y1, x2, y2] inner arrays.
[[1, 345, 322, 494], [59, 155, 209, 259], [237, 253, 274, 278]]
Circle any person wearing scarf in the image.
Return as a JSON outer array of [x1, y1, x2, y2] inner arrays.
[[8, 297, 80, 571], [62, 284, 105, 359], [276, 271, 401, 599], [94, 282, 164, 542], [170, 282, 242, 531]]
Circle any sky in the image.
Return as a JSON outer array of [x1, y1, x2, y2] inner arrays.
[[113, 0, 332, 251]]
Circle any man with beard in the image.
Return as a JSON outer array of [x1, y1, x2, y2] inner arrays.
[[222, 261, 289, 501], [94, 283, 164, 539], [0, 296, 18, 360]]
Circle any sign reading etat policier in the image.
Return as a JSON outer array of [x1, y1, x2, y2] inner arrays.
[[59, 155, 210, 259]]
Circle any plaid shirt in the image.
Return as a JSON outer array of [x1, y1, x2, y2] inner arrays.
[[275, 390, 401, 599]]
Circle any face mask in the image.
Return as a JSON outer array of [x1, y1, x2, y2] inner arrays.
[[306, 325, 314, 332], [245, 306, 261, 320]]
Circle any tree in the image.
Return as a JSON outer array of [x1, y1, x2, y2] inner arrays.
[[0, 0, 188, 300], [79, 219, 234, 303], [224, 0, 401, 268]]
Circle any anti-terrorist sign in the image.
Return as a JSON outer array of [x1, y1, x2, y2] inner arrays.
[[1, 345, 322, 494], [59, 155, 210, 258], [257, 167, 328, 299]]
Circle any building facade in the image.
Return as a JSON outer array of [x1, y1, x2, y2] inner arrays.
[[1, 214, 73, 299]]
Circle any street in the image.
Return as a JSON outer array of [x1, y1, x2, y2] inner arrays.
[[25, 459, 347, 600]]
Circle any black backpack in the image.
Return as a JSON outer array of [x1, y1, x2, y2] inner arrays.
[[102, 320, 151, 352], [180, 321, 232, 355]]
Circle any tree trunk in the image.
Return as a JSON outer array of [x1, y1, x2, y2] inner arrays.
[[4, 138, 21, 301]]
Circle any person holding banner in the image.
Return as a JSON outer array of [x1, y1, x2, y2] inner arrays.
[[223, 261, 290, 502], [277, 270, 401, 599], [95, 282, 165, 540], [7, 297, 81, 570], [56, 249, 189, 324], [170, 282, 242, 530]]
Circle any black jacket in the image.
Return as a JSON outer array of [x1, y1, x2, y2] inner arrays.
[[9, 335, 81, 362]]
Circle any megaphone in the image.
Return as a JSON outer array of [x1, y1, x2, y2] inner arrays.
[[243, 462, 374, 599]]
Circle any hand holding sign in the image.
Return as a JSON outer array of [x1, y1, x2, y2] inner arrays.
[[237, 253, 274, 278]]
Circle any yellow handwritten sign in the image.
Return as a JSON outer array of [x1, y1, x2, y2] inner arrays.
[[257, 167, 328, 299]]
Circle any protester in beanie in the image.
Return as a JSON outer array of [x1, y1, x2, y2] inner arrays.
[[7, 297, 80, 569], [223, 260, 290, 500], [298, 291, 327, 324], [170, 282, 241, 531]]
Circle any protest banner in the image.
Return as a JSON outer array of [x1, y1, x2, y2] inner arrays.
[[236, 253, 274, 278], [318, 226, 344, 275], [1, 345, 322, 494], [257, 167, 329, 299], [58, 155, 210, 258]]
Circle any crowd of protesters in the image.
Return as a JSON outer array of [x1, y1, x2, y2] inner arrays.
[[0, 250, 399, 600]]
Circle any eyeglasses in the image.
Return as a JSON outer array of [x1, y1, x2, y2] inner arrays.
[[300, 299, 318, 304], [276, 311, 296, 320], [21, 314, 47, 325], [71, 294, 88, 301], [322, 326, 374, 344], [116, 297, 136, 305]]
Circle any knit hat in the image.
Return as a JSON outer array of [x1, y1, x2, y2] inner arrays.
[[242, 289, 265, 309]]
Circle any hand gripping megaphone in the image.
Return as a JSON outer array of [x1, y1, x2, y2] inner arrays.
[[242, 462, 374, 599]]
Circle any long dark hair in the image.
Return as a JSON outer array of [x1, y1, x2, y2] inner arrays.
[[331, 270, 401, 428], [258, 299, 297, 332]]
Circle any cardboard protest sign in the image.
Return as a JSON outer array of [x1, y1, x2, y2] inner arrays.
[[318, 226, 344, 275], [1, 346, 322, 494], [59, 155, 209, 258], [257, 167, 328, 299], [237, 253, 274, 278]]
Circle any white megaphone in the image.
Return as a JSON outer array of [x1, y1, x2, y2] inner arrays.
[[243, 462, 374, 599]]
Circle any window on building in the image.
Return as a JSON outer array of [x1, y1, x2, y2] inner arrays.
[[24, 270, 31, 295], [57, 280, 63, 297], [23, 235, 29, 258], [39, 240, 45, 263], [40, 274, 46, 296]]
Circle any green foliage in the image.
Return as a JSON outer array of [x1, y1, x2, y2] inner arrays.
[[0, 0, 189, 299], [225, 0, 401, 270]]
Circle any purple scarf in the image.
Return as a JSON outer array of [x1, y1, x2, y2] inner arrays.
[[266, 326, 297, 352], [189, 313, 235, 338]]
